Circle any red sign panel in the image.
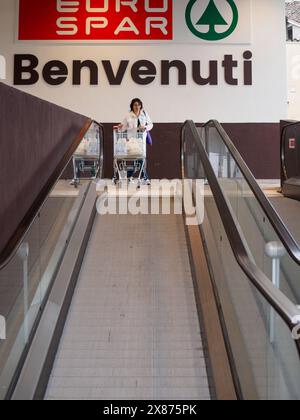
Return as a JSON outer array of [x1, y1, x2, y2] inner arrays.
[[18, 0, 173, 41]]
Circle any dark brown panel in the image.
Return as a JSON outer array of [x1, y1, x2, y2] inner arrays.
[[222, 123, 280, 179], [100, 122, 280, 180], [0, 82, 90, 263]]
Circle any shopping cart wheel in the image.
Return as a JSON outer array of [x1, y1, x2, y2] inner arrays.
[[70, 179, 80, 188]]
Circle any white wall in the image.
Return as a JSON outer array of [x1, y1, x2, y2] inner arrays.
[[0, 0, 287, 123], [293, 25, 300, 41], [287, 41, 300, 119]]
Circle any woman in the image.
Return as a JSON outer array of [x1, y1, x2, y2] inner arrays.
[[118, 98, 153, 184]]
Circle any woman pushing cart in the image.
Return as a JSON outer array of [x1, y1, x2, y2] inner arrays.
[[113, 98, 153, 187]]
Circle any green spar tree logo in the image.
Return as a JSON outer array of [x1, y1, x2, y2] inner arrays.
[[186, 0, 239, 41]]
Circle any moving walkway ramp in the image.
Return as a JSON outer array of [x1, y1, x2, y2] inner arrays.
[[0, 84, 300, 400], [45, 212, 211, 401], [269, 196, 300, 246]]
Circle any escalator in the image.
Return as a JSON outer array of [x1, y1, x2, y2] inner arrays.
[[0, 86, 300, 400], [189, 121, 300, 399], [281, 121, 300, 201]]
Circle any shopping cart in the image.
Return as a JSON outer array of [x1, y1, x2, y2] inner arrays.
[[71, 122, 101, 188], [112, 128, 147, 187]]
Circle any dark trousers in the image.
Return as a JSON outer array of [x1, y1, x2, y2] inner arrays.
[[127, 160, 149, 180]]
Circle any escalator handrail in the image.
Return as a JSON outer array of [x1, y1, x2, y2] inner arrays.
[[93, 121, 105, 180], [200, 119, 300, 267], [0, 119, 104, 271], [181, 120, 300, 353]]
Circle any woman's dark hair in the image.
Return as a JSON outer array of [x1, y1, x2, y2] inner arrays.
[[130, 98, 143, 111]]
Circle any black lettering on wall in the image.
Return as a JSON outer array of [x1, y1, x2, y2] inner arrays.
[[243, 50, 253, 86], [14, 54, 39, 85], [42, 61, 68, 85], [192, 61, 218, 85], [131, 60, 156, 85], [102, 61, 129, 85], [222, 55, 238, 86], [13, 53, 255, 88], [73, 60, 99, 85], [161, 60, 187, 85]]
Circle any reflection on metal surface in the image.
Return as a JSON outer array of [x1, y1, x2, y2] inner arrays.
[[0, 316, 5, 340]]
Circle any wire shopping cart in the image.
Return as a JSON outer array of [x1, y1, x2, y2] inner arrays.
[[113, 128, 147, 187], [71, 122, 102, 188]]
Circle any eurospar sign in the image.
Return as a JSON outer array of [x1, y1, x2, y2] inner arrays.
[[13, 1, 253, 87], [18, 0, 251, 43], [19, 0, 174, 41]]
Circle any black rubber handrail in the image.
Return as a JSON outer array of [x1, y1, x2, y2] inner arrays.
[[181, 120, 300, 357], [0, 120, 104, 271], [199, 119, 300, 266]]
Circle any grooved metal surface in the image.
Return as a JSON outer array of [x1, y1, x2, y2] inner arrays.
[[270, 196, 300, 246], [45, 213, 210, 400]]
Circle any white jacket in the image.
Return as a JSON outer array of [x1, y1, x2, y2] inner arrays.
[[121, 110, 153, 132]]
